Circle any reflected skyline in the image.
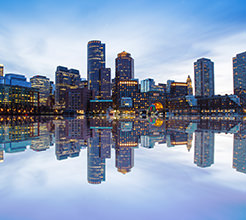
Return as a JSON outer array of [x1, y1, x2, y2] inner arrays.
[[0, 116, 245, 183]]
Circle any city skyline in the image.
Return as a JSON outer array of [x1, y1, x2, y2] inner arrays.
[[0, 0, 245, 94]]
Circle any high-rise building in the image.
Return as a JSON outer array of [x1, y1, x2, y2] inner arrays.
[[99, 68, 111, 99], [55, 66, 81, 110], [115, 51, 134, 82], [194, 131, 214, 168], [87, 40, 105, 98], [0, 64, 3, 77], [30, 75, 50, 106], [194, 58, 214, 97], [233, 51, 246, 96], [141, 78, 155, 93]]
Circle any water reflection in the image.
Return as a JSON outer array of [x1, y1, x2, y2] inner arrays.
[[0, 116, 245, 182]]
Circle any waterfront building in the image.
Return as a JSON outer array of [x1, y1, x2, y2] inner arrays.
[[99, 68, 111, 99], [87, 40, 105, 98], [194, 131, 214, 168], [113, 79, 139, 110], [0, 74, 39, 114], [115, 51, 134, 82], [194, 58, 214, 97], [4, 73, 31, 87], [140, 78, 155, 93], [0, 64, 3, 77], [55, 66, 81, 110], [89, 99, 113, 114], [30, 75, 50, 106], [169, 82, 189, 97], [233, 51, 246, 95], [166, 80, 175, 94], [65, 87, 89, 114]]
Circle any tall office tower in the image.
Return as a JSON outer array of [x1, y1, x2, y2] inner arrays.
[[140, 78, 155, 93], [55, 66, 81, 110], [115, 51, 134, 82], [0, 64, 3, 77], [99, 68, 111, 99], [30, 75, 50, 106], [87, 40, 105, 98], [194, 131, 214, 168], [233, 51, 246, 96], [194, 58, 214, 97], [186, 75, 193, 95]]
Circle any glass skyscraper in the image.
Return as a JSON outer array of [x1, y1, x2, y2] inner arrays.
[[55, 66, 81, 110], [233, 51, 246, 96], [99, 68, 111, 99], [30, 75, 50, 106], [87, 40, 105, 98], [194, 58, 214, 97], [115, 51, 134, 82]]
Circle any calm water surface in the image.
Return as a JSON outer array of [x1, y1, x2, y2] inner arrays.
[[0, 117, 245, 220]]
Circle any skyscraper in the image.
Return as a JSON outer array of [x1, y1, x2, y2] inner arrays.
[[99, 68, 111, 99], [233, 51, 246, 96], [115, 51, 134, 82], [0, 64, 3, 77], [55, 66, 81, 110], [30, 75, 50, 106], [87, 40, 105, 98], [194, 58, 214, 97]]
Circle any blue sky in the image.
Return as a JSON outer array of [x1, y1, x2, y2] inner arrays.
[[0, 0, 245, 93]]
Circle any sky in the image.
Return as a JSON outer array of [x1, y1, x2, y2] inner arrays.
[[0, 0, 245, 94]]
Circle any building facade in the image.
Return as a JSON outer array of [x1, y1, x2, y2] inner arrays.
[[115, 51, 134, 82], [233, 51, 246, 95], [99, 68, 111, 99], [87, 40, 105, 98], [55, 66, 81, 111], [140, 78, 155, 93], [30, 75, 50, 106], [194, 58, 214, 97], [0, 74, 39, 114]]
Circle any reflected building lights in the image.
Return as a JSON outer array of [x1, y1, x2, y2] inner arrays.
[[0, 116, 245, 183]]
